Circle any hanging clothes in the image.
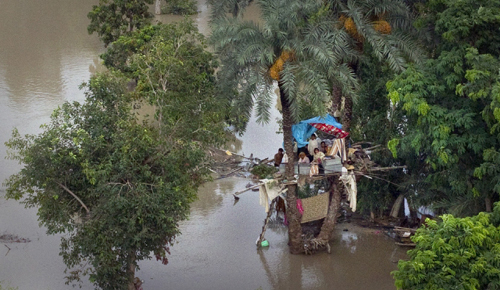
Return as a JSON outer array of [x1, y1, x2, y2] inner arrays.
[[310, 164, 319, 177], [327, 138, 347, 162], [259, 179, 287, 213], [340, 168, 357, 212]]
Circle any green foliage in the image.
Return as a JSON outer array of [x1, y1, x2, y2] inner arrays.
[[0, 282, 18, 290], [87, 0, 153, 47], [100, 24, 161, 73], [163, 0, 197, 15], [387, 0, 500, 215], [4, 21, 226, 288], [393, 202, 500, 289], [130, 20, 226, 146], [209, 0, 360, 132], [207, 0, 254, 18], [250, 164, 277, 179], [350, 51, 412, 217]]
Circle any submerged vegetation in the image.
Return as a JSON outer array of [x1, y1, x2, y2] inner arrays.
[[162, 0, 198, 15]]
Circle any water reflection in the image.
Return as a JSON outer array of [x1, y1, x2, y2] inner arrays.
[[341, 230, 359, 254]]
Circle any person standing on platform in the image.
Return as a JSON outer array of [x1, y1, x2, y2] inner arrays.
[[307, 134, 321, 161], [274, 148, 284, 167]]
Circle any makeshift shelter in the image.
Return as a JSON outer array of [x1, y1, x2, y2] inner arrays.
[[292, 114, 348, 148]]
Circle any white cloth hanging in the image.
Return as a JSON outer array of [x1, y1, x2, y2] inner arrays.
[[340, 168, 357, 212], [259, 179, 287, 213]]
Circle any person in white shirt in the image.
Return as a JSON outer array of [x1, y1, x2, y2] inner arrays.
[[307, 134, 321, 158]]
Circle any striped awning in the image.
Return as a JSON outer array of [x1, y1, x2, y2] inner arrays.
[[310, 123, 349, 139]]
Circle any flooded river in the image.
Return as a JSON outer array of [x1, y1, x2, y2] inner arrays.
[[0, 1, 407, 289]]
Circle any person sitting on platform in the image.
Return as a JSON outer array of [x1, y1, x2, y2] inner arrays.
[[313, 148, 325, 174], [320, 141, 329, 153], [298, 152, 310, 164]]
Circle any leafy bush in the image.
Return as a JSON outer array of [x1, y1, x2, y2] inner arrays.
[[392, 202, 500, 289], [250, 164, 277, 179], [163, 0, 197, 15]]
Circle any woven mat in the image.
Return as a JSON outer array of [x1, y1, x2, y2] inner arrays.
[[300, 193, 329, 223]]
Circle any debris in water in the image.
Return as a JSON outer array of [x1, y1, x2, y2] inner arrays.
[[0, 233, 31, 243]]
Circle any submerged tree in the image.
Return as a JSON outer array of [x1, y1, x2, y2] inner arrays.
[[163, 0, 198, 15], [4, 21, 225, 289], [87, 0, 154, 47]]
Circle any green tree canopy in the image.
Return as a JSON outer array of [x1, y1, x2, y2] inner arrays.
[[4, 21, 225, 288], [88, 0, 154, 47], [387, 0, 500, 215], [393, 203, 500, 289]]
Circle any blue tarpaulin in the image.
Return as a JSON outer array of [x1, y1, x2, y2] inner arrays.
[[292, 114, 343, 148]]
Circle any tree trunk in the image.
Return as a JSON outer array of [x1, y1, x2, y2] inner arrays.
[[485, 196, 492, 212], [280, 84, 304, 254], [317, 177, 342, 241], [343, 95, 353, 133], [390, 194, 405, 218], [155, 0, 161, 15], [127, 251, 136, 290], [329, 86, 342, 118]]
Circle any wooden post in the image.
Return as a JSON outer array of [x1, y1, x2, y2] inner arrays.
[[155, 0, 161, 15], [257, 199, 276, 248]]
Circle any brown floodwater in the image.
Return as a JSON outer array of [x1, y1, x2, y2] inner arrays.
[[0, 1, 407, 289]]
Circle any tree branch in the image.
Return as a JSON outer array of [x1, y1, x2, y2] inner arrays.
[[57, 182, 90, 215]]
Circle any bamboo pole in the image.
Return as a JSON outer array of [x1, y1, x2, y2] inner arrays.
[[257, 199, 276, 248]]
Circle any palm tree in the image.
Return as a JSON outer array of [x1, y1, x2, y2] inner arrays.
[[317, 0, 420, 241], [210, 0, 418, 253], [325, 0, 419, 133], [210, 0, 358, 254]]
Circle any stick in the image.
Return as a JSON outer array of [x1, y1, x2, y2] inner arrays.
[[210, 147, 255, 161], [257, 200, 276, 248], [217, 167, 243, 179], [4, 244, 10, 256], [57, 182, 90, 214], [234, 184, 261, 195], [368, 166, 407, 171], [395, 242, 416, 247], [258, 158, 270, 164], [352, 141, 373, 146], [364, 144, 382, 151]]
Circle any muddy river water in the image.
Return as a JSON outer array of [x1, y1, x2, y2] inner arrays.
[[0, 1, 407, 289]]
